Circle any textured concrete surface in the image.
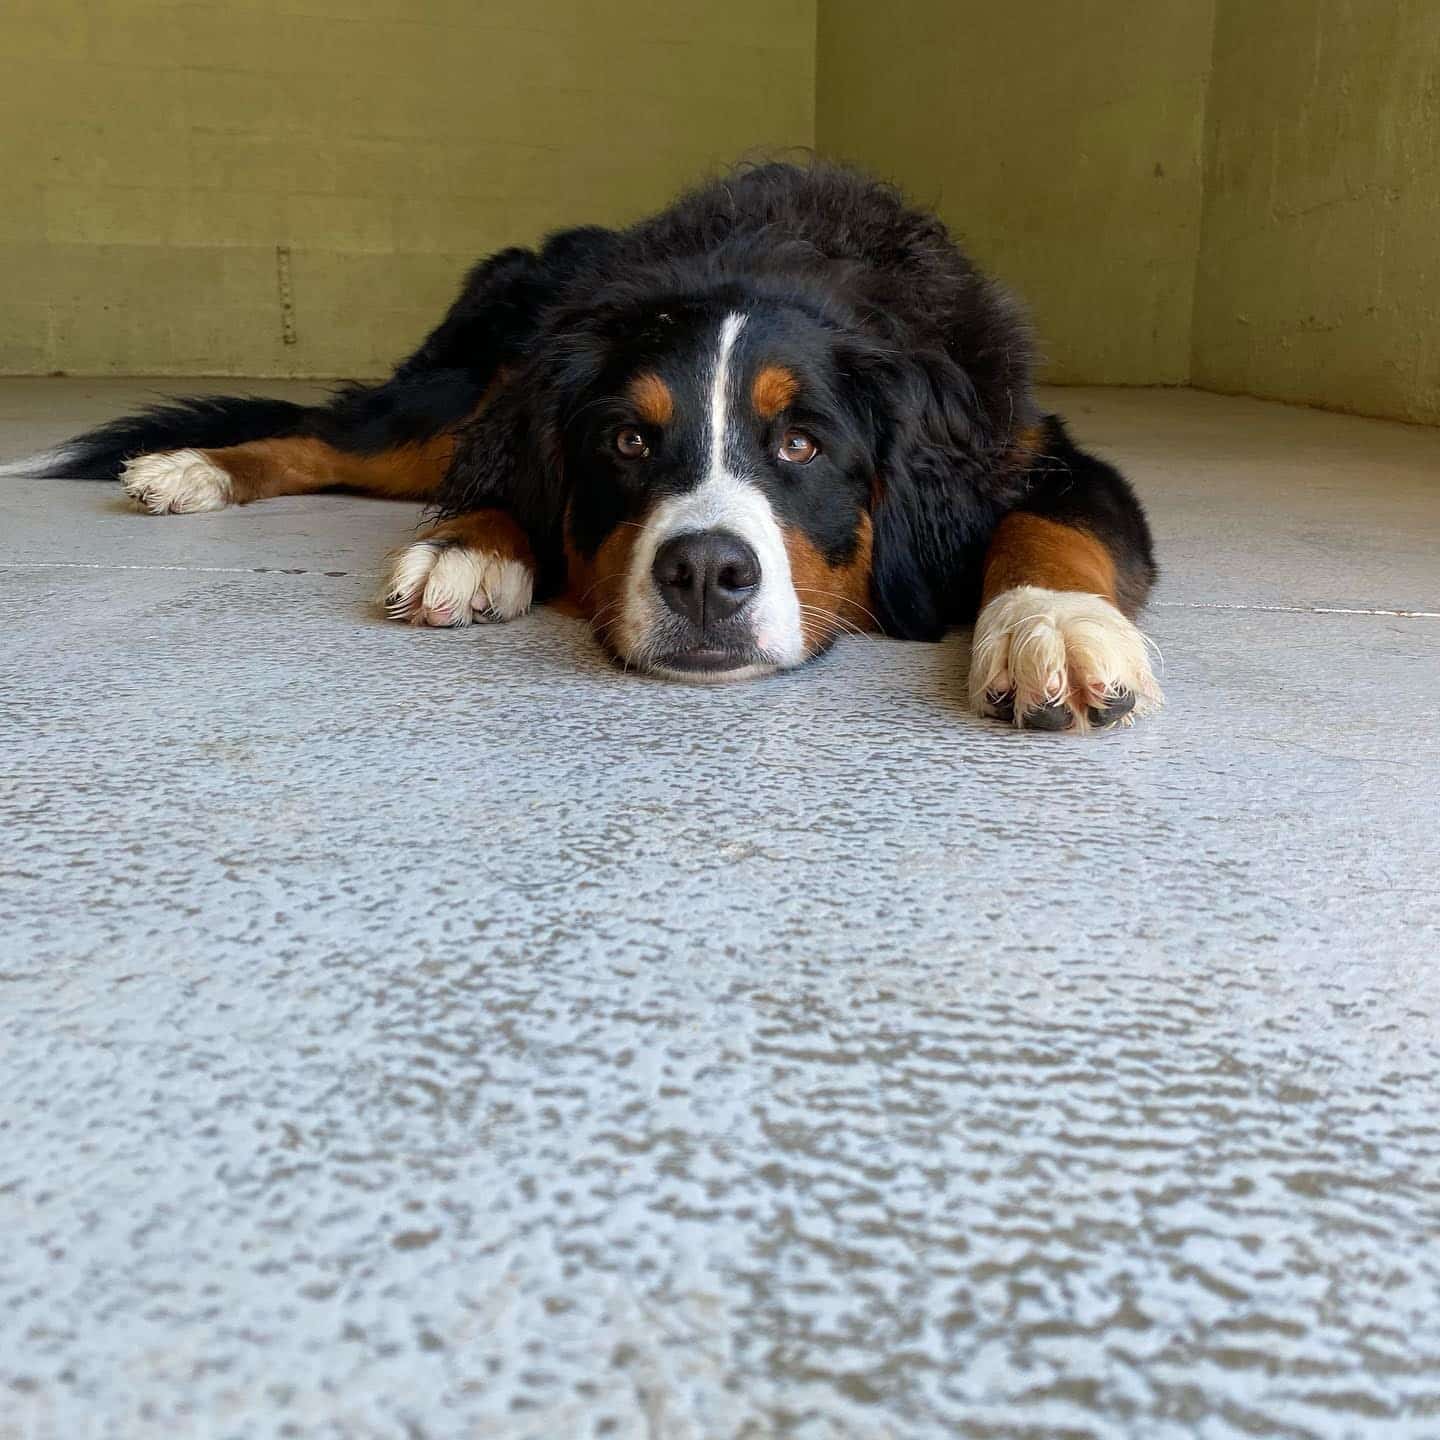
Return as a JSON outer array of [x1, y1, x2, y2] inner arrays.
[[2, 381, 1439, 1438]]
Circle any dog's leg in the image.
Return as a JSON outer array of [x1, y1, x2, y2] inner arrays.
[[381, 511, 535, 627], [970, 520, 1162, 732], [122, 434, 454, 513], [970, 419, 1162, 732]]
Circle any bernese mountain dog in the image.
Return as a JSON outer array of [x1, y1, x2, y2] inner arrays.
[[26, 163, 1161, 731]]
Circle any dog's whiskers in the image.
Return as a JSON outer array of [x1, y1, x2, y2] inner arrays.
[[576, 571, 623, 607], [791, 586, 880, 629], [796, 603, 865, 643], [796, 599, 865, 631]]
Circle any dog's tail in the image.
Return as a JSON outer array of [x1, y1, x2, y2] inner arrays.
[[0, 393, 323, 481]]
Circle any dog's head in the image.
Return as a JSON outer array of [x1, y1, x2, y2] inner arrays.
[[558, 293, 886, 681], [474, 271, 1035, 679]]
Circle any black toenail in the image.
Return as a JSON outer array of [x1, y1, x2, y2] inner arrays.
[[1086, 689, 1137, 727], [985, 689, 1016, 721], [1021, 699, 1074, 731]]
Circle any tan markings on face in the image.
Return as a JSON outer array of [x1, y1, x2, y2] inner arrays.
[[627, 372, 674, 427], [981, 513, 1118, 609], [562, 504, 645, 650], [751, 364, 799, 420], [782, 513, 876, 653]]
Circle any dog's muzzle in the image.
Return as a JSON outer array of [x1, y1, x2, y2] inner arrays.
[[648, 528, 767, 674]]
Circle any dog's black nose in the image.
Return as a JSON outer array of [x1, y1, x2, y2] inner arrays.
[[652, 530, 760, 628]]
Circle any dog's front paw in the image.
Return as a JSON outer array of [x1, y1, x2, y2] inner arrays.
[[969, 586, 1162, 733], [382, 538, 534, 627], [121, 449, 233, 513]]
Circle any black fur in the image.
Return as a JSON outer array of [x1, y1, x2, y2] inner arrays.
[[1010, 415, 1159, 616], [38, 371, 493, 481], [37, 392, 316, 479], [43, 161, 1155, 633], [437, 163, 1055, 630]]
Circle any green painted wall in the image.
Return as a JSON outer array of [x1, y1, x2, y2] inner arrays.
[[817, 0, 1439, 425], [1193, 0, 1440, 425], [5, 1, 1436, 423], [0, 0, 814, 378], [817, 0, 1215, 386]]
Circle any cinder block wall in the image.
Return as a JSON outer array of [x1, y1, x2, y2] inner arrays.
[[0, 0, 815, 378]]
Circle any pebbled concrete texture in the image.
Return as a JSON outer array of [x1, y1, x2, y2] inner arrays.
[[2, 381, 1439, 1438]]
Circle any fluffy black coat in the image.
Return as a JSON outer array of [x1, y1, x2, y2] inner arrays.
[[44, 162, 1155, 636]]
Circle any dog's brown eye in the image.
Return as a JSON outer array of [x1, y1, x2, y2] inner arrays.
[[778, 428, 818, 465], [615, 427, 650, 459]]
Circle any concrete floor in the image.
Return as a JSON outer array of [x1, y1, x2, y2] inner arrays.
[[2, 379, 1439, 1439]]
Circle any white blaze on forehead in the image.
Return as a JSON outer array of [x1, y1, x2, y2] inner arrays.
[[613, 310, 806, 675], [706, 310, 747, 479]]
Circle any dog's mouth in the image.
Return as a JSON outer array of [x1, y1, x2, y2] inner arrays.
[[648, 641, 778, 683], [661, 645, 754, 673]]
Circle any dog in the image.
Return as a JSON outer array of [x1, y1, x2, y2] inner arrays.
[[15, 163, 1161, 730]]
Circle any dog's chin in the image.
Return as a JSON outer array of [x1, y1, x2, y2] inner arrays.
[[647, 646, 780, 685], [602, 611, 799, 684]]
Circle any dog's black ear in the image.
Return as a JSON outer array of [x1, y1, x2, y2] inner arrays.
[[438, 380, 571, 593], [862, 345, 1032, 639], [428, 226, 623, 592]]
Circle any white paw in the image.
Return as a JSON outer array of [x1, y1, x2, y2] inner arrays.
[[969, 585, 1162, 732], [121, 449, 232, 513], [382, 540, 534, 627]]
